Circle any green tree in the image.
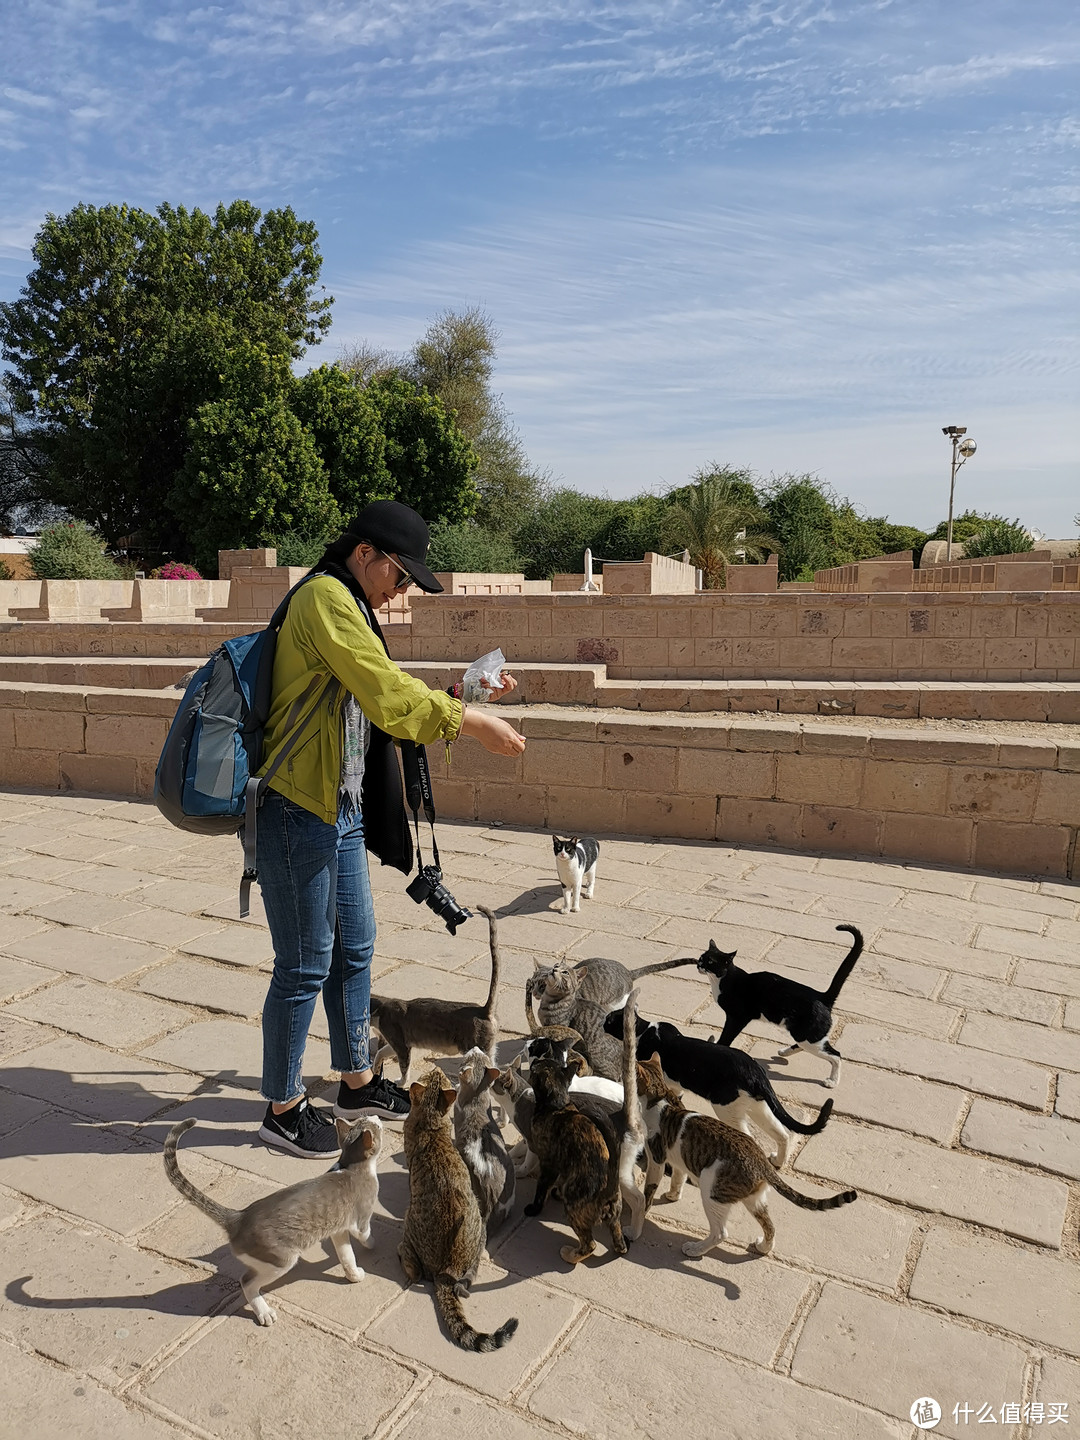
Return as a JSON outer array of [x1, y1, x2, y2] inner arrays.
[[0, 200, 332, 556], [291, 365, 391, 519], [660, 471, 775, 589], [426, 520, 524, 573], [962, 518, 1034, 558], [27, 519, 122, 579], [512, 488, 624, 579], [364, 371, 479, 525]]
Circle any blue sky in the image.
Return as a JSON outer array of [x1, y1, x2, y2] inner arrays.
[[2, 0, 1078, 534]]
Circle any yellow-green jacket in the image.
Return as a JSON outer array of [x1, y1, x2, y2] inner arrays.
[[259, 574, 463, 824]]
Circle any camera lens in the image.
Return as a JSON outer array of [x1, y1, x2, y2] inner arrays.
[[406, 865, 472, 934]]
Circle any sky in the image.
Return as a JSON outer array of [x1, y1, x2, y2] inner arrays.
[[2, 0, 1078, 535]]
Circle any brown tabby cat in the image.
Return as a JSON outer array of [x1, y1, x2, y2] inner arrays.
[[524, 1044, 628, 1266], [638, 1055, 857, 1259], [371, 905, 501, 1083], [399, 1067, 518, 1351]]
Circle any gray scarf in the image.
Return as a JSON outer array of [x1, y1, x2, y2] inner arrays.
[[340, 693, 370, 817]]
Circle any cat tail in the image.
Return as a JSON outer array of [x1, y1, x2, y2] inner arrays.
[[629, 957, 697, 980], [476, 905, 502, 1018], [763, 1091, 835, 1136], [621, 989, 644, 1145], [819, 925, 864, 1005], [434, 1276, 519, 1351], [770, 1174, 857, 1210], [163, 1120, 242, 1233]]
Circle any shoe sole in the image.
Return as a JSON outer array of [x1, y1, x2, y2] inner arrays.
[[258, 1123, 342, 1158], [332, 1101, 410, 1122]]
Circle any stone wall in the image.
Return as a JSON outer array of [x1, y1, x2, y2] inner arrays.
[[406, 591, 1080, 681], [602, 551, 697, 595]]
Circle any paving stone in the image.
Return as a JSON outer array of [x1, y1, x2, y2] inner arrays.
[[854, 949, 943, 998], [21, 831, 140, 865], [1047, 915, 1080, 946], [141, 1311, 416, 1436], [28, 891, 154, 932], [1058, 1072, 1080, 1121], [365, 1254, 580, 1401], [0, 952, 54, 999], [1067, 997, 1080, 1031], [0, 1213, 232, 1385], [201, 890, 268, 927], [0, 1113, 218, 1235], [0, 1090, 53, 1137], [141, 1019, 331, 1092], [976, 926, 1076, 966], [710, 901, 889, 948], [1, 852, 86, 882], [832, 985, 958, 1039], [0, 911, 55, 954], [102, 909, 225, 946], [2, 927, 170, 982], [177, 927, 272, 968], [529, 1311, 897, 1440], [2, 1035, 201, 1123], [8, 977, 190, 1049], [621, 886, 722, 921], [375, 926, 490, 971], [0, 1188, 34, 1227], [943, 973, 1062, 1024], [791, 1281, 1028, 1440], [838, 1023, 1052, 1108], [709, 875, 822, 913], [135, 958, 267, 1018], [961, 1012, 1080, 1073], [860, 901, 979, 947], [371, 961, 487, 1015], [903, 888, 1047, 934], [961, 1097, 1080, 1180], [394, 1381, 557, 1440], [629, 969, 707, 1024], [1036, 1357, 1080, 1421], [0, 1344, 187, 1440], [0, 1012, 48, 1058], [910, 1228, 1080, 1354], [495, 1209, 808, 1365], [565, 928, 702, 967], [754, 1050, 964, 1144], [796, 1121, 1068, 1246], [134, 878, 238, 916], [973, 880, 1079, 919], [0, 875, 69, 913], [1015, 957, 1080, 999], [872, 929, 1012, 979]]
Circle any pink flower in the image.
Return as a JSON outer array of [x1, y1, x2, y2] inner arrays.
[[158, 562, 202, 580]]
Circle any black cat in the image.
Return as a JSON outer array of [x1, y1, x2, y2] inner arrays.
[[603, 1011, 833, 1167], [694, 924, 863, 1087]]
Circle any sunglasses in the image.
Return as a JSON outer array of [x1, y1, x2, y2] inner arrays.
[[383, 554, 415, 591]]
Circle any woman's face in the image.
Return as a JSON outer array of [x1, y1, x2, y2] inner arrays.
[[348, 543, 413, 609]]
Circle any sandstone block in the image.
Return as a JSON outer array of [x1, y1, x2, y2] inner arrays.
[[178, 927, 273, 967], [973, 820, 1070, 876], [776, 753, 862, 806], [910, 1228, 1080, 1353], [792, 1282, 1026, 1440], [799, 804, 881, 856], [678, 748, 774, 797], [881, 812, 974, 867], [1034, 768, 1080, 823], [84, 713, 168, 758], [629, 792, 717, 839], [838, 1022, 1051, 1108], [0, 746, 61, 788], [717, 797, 800, 848], [960, 1011, 1080, 1072], [3, 925, 169, 982], [14, 708, 84, 752], [8, 976, 188, 1049], [0, 953, 53, 1000], [861, 759, 948, 814], [142, 1018, 331, 1092], [1015, 957, 1080, 999], [545, 783, 626, 834], [760, 1051, 964, 1142], [977, 924, 1076, 965], [943, 973, 1061, 1024], [962, 1096, 1080, 1180], [59, 752, 139, 796], [946, 766, 1039, 820], [602, 743, 677, 792], [0, 1344, 184, 1440]]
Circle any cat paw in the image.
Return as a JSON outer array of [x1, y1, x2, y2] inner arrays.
[[681, 1240, 709, 1259], [560, 1244, 594, 1265], [357, 1231, 375, 1249], [751, 1237, 773, 1256], [823, 1079, 837, 1089], [342, 1266, 365, 1283], [252, 1304, 277, 1326]]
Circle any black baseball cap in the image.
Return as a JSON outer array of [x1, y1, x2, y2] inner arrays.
[[345, 500, 444, 593]]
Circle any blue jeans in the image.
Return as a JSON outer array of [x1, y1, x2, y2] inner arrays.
[[254, 789, 375, 1104]]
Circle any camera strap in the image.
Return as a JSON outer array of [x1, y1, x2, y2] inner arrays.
[[400, 742, 440, 873]]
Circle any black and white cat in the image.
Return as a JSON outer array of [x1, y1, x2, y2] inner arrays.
[[552, 835, 599, 914], [603, 1011, 834, 1167], [696, 924, 863, 1087]]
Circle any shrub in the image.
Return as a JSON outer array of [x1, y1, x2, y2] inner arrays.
[[27, 520, 122, 579], [262, 531, 332, 568], [426, 520, 523, 574], [156, 561, 203, 580], [963, 519, 1034, 558], [0, 558, 12, 581]]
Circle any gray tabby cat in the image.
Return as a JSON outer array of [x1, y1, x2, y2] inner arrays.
[[638, 1055, 857, 1259], [526, 954, 691, 1034], [453, 1047, 515, 1235], [163, 1115, 382, 1326], [370, 905, 501, 1083], [399, 1066, 518, 1351], [491, 1055, 539, 1177]]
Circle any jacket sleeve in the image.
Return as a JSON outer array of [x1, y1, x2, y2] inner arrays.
[[291, 577, 464, 744]]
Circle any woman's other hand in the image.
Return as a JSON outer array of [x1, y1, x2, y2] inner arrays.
[[489, 669, 519, 700], [460, 705, 527, 756]]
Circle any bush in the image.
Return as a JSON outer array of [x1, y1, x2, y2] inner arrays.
[[262, 531, 332, 568], [963, 519, 1034, 558], [28, 521, 122, 579], [155, 561, 202, 580], [0, 558, 12, 581], [426, 521, 523, 573]]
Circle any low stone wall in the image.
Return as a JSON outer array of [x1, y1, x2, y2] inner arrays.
[[407, 591, 1080, 681], [4, 684, 1075, 879], [427, 711, 1080, 879]]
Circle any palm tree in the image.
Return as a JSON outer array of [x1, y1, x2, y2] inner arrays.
[[661, 473, 777, 589]]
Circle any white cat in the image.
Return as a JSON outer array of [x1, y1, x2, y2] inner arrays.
[[552, 835, 600, 914]]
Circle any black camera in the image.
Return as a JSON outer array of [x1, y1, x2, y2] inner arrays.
[[406, 864, 472, 935]]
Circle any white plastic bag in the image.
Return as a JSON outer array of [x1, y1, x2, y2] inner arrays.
[[462, 647, 507, 703]]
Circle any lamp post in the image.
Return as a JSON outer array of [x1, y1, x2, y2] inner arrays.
[[942, 425, 978, 560]]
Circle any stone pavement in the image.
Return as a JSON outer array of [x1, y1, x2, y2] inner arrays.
[[0, 785, 1077, 1440]]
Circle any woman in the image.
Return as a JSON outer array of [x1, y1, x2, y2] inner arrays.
[[254, 500, 525, 1157]]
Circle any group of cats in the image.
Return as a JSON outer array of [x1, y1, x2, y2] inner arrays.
[[162, 836, 863, 1350]]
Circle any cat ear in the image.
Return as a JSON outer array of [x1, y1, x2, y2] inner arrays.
[[565, 1051, 589, 1076], [360, 1126, 379, 1156], [334, 1117, 354, 1143], [485, 1067, 501, 1084], [647, 1051, 662, 1067], [409, 1082, 426, 1104], [440, 1088, 457, 1113]]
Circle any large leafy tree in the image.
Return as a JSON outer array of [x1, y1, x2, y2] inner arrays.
[[364, 371, 479, 525], [661, 469, 776, 588], [0, 200, 332, 556], [291, 364, 391, 520]]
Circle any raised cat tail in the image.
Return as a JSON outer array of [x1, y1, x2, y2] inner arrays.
[[819, 925, 864, 1006], [762, 1091, 835, 1136], [434, 1276, 519, 1351], [629, 957, 697, 980], [769, 1174, 857, 1211], [163, 1119, 242, 1233], [619, 988, 647, 1240], [476, 905, 501, 1018]]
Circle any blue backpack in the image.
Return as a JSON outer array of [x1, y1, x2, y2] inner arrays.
[[154, 575, 339, 915]]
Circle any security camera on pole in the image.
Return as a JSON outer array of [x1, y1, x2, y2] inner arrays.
[[942, 425, 978, 560]]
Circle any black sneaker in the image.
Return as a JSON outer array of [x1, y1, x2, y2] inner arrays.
[[333, 1073, 411, 1121], [258, 1098, 342, 1158]]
